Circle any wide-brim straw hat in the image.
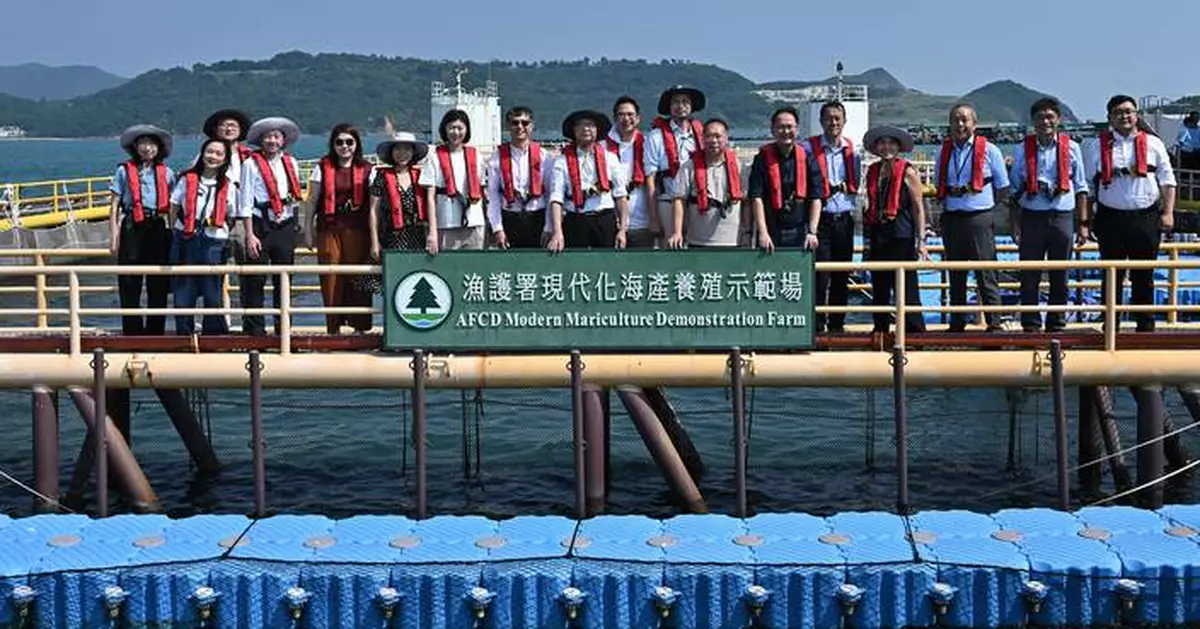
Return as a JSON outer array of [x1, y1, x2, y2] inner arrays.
[[375, 131, 430, 165], [246, 116, 302, 147], [202, 109, 251, 141], [863, 125, 915, 155], [119, 124, 173, 160], [561, 110, 612, 140], [657, 85, 706, 116]]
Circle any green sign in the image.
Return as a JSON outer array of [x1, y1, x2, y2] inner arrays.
[[383, 249, 814, 351]]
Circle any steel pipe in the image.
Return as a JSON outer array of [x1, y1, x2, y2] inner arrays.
[[66, 387, 157, 512], [155, 388, 220, 475], [731, 347, 748, 518], [582, 384, 606, 515], [570, 350, 585, 520], [893, 345, 909, 513], [1050, 341, 1070, 510], [92, 349, 107, 517], [412, 349, 428, 519], [248, 350, 266, 517], [7, 350, 1200, 389], [1077, 386, 1104, 496], [615, 386, 707, 513], [31, 385, 59, 513]]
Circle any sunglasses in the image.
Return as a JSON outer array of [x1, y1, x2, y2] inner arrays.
[[509, 119, 532, 127], [335, 138, 356, 147]]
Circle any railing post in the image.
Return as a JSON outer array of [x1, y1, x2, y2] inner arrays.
[[1104, 266, 1118, 352], [1168, 248, 1179, 325], [570, 350, 585, 519], [894, 268, 906, 346], [247, 350, 266, 518], [34, 254, 48, 329], [279, 271, 291, 355], [1049, 340, 1070, 510], [68, 271, 81, 357], [730, 346, 748, 518], [411, 350, 428, 519], [1134, 386, 1165, 509], [91, 348, 108, 517], [891, 344, 909, 513]]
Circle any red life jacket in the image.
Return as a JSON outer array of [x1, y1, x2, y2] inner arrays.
[[564, 144, 611, 209], [435, 145, 482, 202], [122, 161, 170, 222], [652, 117, 703, 178], [808, 135, 858, 197], [936, 136, 988, 199], [690, 149, 742, 213], [1098, 130, 1149, 186], [1023, 134, 1072, 196], [248, 151, 301, 219], [318, 157, 371, 215], [180, 172, 230, 237], [498, 142, 544, 204], [381, 166, 426, 230], [864, 159, 909, 227], [759, 142, 807, 211], [604, 131, 646, 185]]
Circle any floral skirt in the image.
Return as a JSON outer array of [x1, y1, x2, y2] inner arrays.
[[355, 225, 428, 295]]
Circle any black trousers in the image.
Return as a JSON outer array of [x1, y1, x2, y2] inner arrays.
[[1094, 204, 1161, 332], [1018, 210, 1074, 330], [941, 209, 1002, 328], [815, 211, 855, 331], [241, 217, 296, 336], [502, 209, 547, 249], [117, 217, 171, 335], [563, 209, 616, 249], [869, 233, 926, 333]]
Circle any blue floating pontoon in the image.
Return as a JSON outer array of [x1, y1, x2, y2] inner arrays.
[[2, 506, 1200, 628]]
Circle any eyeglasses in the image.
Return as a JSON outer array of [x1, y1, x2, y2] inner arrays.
[[509, 119, 532, 127], [335, 138, 356, 147]]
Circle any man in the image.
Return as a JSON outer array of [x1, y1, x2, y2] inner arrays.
[[486, 106, 550, 249], [238, 116, 304, 336], [1174, 111, 1200, 170], [934, 103, 1010, 332], [668, 118, 743, 248], [606, 96, 654, 248], [547, 110, 629, 251], [803, 101, 860, 333], [1082, 94, 1176, 333], [1008, 98, 1089, 333], [749, 106, 820, 253], [644, 85, 705, 245]]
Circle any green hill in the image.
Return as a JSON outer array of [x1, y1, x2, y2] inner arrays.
[[0, 63, 127, 101], [0, 53, 1076, 137]]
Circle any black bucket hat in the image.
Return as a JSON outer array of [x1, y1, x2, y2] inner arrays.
[[202, 109, 251, 141], [657, 86, 706, 116], [561, 110, 612, 140]]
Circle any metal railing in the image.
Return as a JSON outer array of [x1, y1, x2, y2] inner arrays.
[[1, 250, 1199, 356]]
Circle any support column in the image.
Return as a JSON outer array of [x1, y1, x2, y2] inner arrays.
[[32, 385, 59, 513], [582, 384, 607, 515], [1077, 387, 1104, 497], [1133, 385, 1165, 509]]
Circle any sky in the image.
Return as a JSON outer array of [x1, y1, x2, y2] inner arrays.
[[2, 0, 1195, 121]]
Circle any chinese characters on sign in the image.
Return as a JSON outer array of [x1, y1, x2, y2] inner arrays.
[[384, 250, 814, 351]]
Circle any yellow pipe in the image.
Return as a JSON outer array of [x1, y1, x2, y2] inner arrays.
[[0, 350, 1198, 389]]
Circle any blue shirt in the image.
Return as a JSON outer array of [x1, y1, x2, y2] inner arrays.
[[801, 135, 860, 213], [933, 138, 1009, 211], [109, 162, 177, 214], [1007, 137, 1088, 211], [1175, 125, 1200, 152]]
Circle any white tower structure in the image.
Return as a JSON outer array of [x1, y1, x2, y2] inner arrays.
[[753, 62, 870, 148], [429, 68, 503, 151]]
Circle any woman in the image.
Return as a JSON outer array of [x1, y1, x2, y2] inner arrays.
[[169, 138, 238, 335], [304, 123, 374, 334], [108, 124, 177, 336], [359, 132, 431, 294], [861, 125, 928, 334], [419, 109, 487, 252]]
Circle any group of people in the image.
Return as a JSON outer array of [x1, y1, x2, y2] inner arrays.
[[107, 85, 1176, 337]]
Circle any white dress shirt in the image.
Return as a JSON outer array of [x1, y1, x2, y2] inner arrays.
[[238, 152, 300, 221], [550, 147, 629, 213], [606, 130, 651, 229], [418, 147, 487, 229], [486, 144, 551, 232], [1083, 129, 1176, 210], [643, 120, 699, 201]]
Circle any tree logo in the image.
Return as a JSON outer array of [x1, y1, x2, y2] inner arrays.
[[393, 271, 453, 330]]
